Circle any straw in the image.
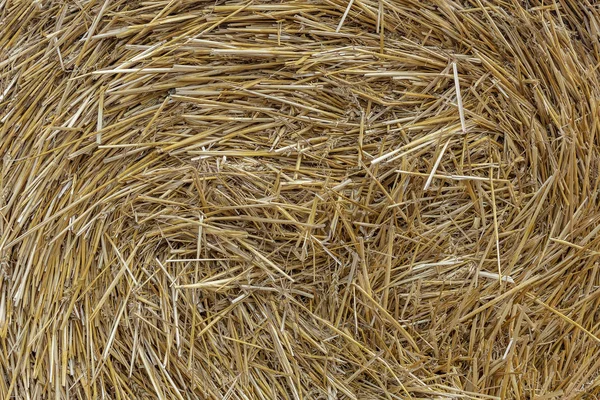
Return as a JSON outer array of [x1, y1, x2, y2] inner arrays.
[[1, 0, 600, 398]]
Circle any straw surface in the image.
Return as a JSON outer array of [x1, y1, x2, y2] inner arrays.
[[1, 0, 600, 398]]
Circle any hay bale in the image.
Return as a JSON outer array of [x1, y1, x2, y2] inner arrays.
[[1, 0, 599, 398]]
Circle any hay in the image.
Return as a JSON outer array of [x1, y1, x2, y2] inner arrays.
[[1, 0, 600, 398]]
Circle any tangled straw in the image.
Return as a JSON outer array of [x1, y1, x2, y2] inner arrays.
[[1, 0, 600, 398]]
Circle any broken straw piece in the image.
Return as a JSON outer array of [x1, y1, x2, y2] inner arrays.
[[478, 271, 515, 284]]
